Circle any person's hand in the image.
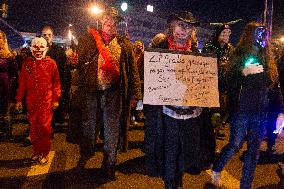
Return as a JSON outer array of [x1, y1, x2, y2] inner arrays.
[[52, 102, 59, 110], [15, 102, 23, 111], [242, 64, 264, 76], [274, 113, 284, 134], [130, 99, 138, 108]]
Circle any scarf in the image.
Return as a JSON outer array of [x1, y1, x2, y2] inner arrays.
[[168, 36, 192, 51], [88, 28, 120, 79]]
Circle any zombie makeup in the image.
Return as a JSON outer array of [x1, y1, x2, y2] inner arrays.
[[42, 28, 54, 46], [172, 20, 194, 41], [100, 15, 118, 36]]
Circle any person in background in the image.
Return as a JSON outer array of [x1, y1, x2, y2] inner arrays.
[[202, 23, 234, 140], [15, 37, 61, 165], [201, 23, 235, 168], [131, 40, 145, 124], [211, 21, 284, 189], [0, 30, 17, 138], [42, 26, 69, 125]]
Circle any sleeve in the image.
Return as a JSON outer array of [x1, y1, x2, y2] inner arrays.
[[52, 60, 61, 103], [77, 35, 89, 74], [268, 82, 284, 113], [16, 61, 27, 103], [128, 43, 142, 100]]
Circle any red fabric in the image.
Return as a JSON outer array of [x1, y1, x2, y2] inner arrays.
[[101, 31, 115, 45], [88, 28, 120, 80], [168, 36, 192, 51], [16, 56, 61, 157]]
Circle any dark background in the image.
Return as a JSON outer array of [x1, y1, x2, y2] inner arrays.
[[4, 0, 284, 44]]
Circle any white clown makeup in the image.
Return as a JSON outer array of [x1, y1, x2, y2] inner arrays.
[[31, 37, 48, 60]]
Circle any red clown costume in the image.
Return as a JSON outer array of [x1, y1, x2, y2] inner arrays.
[[16, 37, 61, 164]]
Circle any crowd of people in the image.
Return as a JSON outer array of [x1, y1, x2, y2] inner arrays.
[[1, 5, 284, 189]]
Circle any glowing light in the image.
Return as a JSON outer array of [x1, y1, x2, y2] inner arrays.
[[90, 5, 103, 15], [68, 30, 72, 41], [280, 37, 284, 42], [147, 5, 154, 12], [121, 2, 127, 12], [273, 122, 284, 134], [244, 56, 258, 67]]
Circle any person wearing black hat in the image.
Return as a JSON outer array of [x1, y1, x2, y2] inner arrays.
[[73, 7, 141, 180], [200, 24, 234, 168], [144, 11, 208, 189], [203, 24, 234, 136]]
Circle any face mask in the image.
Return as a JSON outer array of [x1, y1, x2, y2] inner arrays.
[[254, 26, 268, 48], [30, 37, 48, 60]]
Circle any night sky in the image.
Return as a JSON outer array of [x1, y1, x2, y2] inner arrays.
[[4, 0, 284, 44]]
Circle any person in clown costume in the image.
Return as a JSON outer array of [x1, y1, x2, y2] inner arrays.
[[15, 37, 61, 165]]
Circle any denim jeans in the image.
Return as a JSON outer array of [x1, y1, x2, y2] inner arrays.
[[213, 112, 266, 189]]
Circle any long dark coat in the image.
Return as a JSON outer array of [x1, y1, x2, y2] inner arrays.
[[67, 31, 141, 150]]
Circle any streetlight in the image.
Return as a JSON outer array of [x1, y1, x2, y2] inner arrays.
[[90, 5, 103, 15], [68, 24, 73, 41], [89, 5, 103, 29], [121, 2, 127, 12], [146, 5, 154, 12]]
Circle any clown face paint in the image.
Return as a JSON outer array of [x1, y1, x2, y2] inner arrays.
[[254, 26, 268, 48], [31, 37, 48, 60], [218, 28, 231, 44]]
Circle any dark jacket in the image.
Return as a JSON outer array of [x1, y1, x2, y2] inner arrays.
[[46, 43, 67, 83], [227, 49, 284, 116], [202, 42, 234, 93], [77, 32, 141, 100], [73, 32, 141, 148]]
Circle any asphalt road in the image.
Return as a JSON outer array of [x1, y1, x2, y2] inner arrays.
[[0, 121, 283, 189]]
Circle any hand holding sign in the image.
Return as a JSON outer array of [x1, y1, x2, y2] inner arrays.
[[242, 64, 264, 76]]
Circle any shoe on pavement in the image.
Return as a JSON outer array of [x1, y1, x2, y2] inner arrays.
[[187, 166, 201, 175], [212, 171, 222, 187]]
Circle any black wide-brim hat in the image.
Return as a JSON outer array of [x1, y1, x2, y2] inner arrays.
[[167, 11, 200, 26], [0, 18, 24, 49]]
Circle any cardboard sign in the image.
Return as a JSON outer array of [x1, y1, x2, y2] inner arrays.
[[143, 50, 220, 107]]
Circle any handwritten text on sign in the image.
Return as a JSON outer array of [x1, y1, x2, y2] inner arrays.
[[143, 51, 220, 107]]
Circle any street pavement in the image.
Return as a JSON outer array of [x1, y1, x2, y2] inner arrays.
[[0, 121, 283, 189]]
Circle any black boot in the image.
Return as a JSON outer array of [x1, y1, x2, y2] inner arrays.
[[175, 173, 183, 188], [101, 154, 116, 181], [164, 179, 176, 189]]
